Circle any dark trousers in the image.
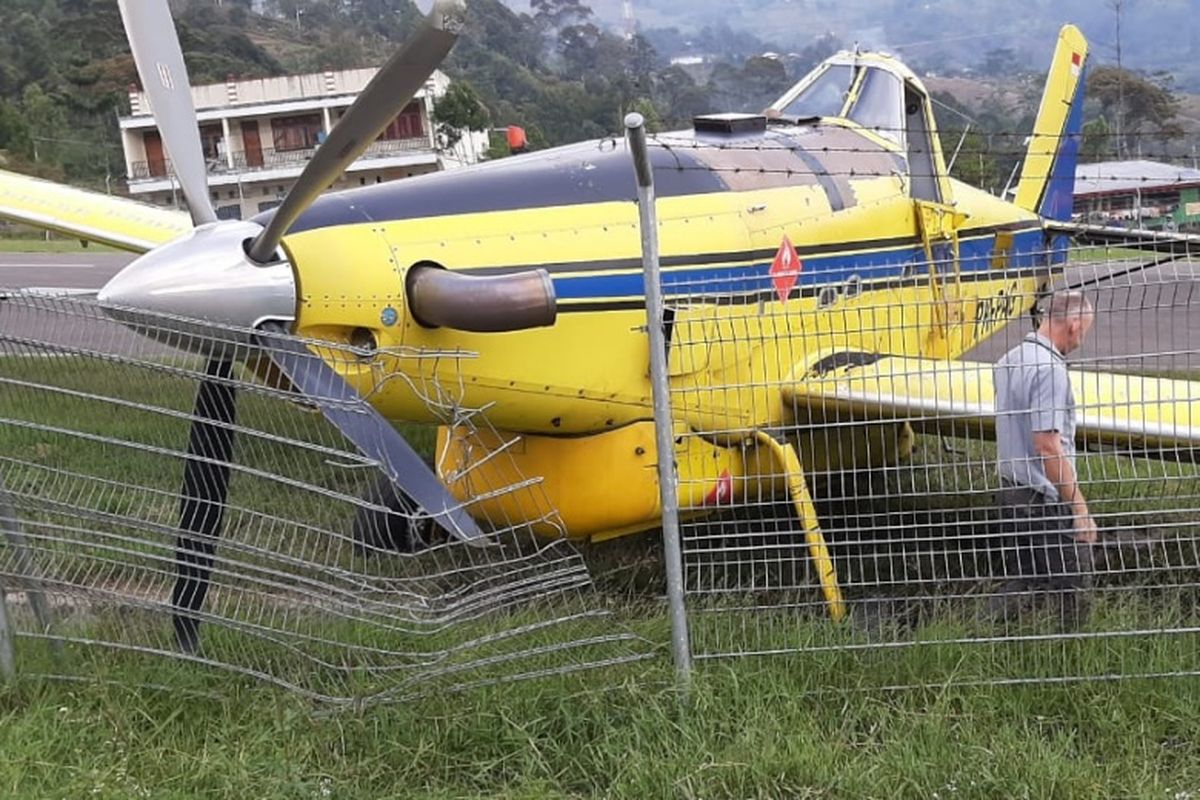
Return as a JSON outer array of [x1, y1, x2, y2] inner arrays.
[[989, 485, 1094, 629]]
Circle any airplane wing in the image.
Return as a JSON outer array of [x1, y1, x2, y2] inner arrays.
[[1048, 220, 1200, 256], [0, 169, 190, 253], [783, 350, 1200, 455]]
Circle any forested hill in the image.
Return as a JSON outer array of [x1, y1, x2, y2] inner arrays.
[[0, 0, 1196, 196], [0, 0, 286, 183], [0, 0, 809, 187], [532, 0, 1200, 94]]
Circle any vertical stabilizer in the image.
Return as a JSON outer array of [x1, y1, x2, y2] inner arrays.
[[1013, 24, 1089, 221]]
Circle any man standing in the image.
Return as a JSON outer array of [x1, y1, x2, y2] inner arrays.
[[991, 290, 1096, 627]]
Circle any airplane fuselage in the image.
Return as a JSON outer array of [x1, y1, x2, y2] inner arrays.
[[279, 120, 1059, 437]]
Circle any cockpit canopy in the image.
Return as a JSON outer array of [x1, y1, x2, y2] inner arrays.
[[768, 51, 946, 203], [770, 54, 914, 147]]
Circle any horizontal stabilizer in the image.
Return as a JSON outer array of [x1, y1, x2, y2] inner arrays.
[[0, 169, 190, 252], [784, 350, 1200, 454]]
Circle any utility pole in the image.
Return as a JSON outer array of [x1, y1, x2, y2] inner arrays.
[[621, 0, 636, 41], [1109, 0, 1127, 159]]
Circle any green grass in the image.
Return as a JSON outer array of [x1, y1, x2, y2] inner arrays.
[[1068, 245, 1150, 263], [5, 361, 1200, 797], [0, 355, 436, 528], [2, 627, 1200, 799]]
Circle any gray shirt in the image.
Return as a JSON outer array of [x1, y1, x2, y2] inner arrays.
[[993, 332, 1077, 499]]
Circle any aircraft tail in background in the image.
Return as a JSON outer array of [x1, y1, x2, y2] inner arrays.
[[1013, 24, 1089, 222]]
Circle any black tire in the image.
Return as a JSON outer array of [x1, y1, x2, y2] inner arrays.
[[352, 473, 435, 554]]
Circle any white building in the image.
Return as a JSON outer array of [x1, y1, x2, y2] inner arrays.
[[119, 68, 489, 220]]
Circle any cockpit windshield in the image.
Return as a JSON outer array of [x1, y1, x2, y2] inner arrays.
[[778, 62, 905, 145], [848, 68, 904, 144], [780, 64, 855, 119]]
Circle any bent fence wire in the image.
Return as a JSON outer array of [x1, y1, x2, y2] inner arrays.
[[0, 292, 650, 707], [643, 132, 1200, 687], [8, 130, 1200, 703]]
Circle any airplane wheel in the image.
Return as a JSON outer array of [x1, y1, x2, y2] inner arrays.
[[352, 474, 435, 554]]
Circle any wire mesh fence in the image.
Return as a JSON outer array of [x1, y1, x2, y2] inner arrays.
[[0, 292, 651, 707], [633, 129, 1200, 688], [8, 111, 1200, 703]]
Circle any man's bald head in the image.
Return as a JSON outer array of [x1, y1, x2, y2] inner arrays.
[[1045, 290, 1094, 322], [1040, 290, 1094, 355]]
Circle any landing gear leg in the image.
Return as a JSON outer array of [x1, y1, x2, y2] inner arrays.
[[754, 432, 846, 622]]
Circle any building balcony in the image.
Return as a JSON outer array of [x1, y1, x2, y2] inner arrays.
[[128, 136, 435, 183]]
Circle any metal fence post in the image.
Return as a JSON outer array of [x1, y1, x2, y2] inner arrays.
[[0, 473, 59, 661], [624, 112, 693, 688], [0, 571, 12, 684]]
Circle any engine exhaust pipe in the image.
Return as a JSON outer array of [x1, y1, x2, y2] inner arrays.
[[406, 264, 557, 332]]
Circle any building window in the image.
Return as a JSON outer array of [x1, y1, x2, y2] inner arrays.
[[200, 124, 224, 161], [380, 101, 424, 140], [271, 114, 323, 152]]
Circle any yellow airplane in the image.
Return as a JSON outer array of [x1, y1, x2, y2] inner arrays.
[[2, 5, 1197, 636]]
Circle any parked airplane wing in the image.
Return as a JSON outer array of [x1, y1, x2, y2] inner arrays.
[[1048, 220, 1200, 256], [0, 169, 190, 252], [783, 350, 1200, 455]]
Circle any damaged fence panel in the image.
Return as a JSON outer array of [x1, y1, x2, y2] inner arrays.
[[0, 292, 650, 705]]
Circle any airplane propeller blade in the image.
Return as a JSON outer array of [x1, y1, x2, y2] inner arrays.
[[256, 322, 485, 543], [171, 358, 237, 653], [106, 0, 473, 652], [118, 0, 217, 226], [246, 0, 466, 262], [168, 322, 489, 653]]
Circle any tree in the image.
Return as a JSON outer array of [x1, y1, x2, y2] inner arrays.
[[433, 81, 490, 150], [705, 61, 744, 113], [625, 96, 662, 133], [1080, 117, 1112, 164], [652, 65, 709, 126], [943, 129, 999, 191], [309, 28, 367, 71], [0, 99, 33, 159], [1087, 65, 1183, 157], [556, 21, 604, 79], [705, 56, 791, 114], [692, 22, 776, 65], [531, 0, 592, 33], [21, 84, 67, 164], [739, 55, 792, 112], [791, 33, 842, 79]]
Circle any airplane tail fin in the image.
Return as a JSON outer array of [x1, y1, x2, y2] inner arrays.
[[1013, 24, 1089, 222]]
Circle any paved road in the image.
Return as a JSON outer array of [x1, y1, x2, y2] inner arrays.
[[0, 252, 150, 358], [0, 251, 133, 291], [965, 259, 1200, 374]]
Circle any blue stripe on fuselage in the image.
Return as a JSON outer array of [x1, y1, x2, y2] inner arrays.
[[553, 228, 1049, 301]]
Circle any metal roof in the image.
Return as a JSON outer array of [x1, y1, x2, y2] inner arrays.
[[1075, 160, 1200, 197]]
